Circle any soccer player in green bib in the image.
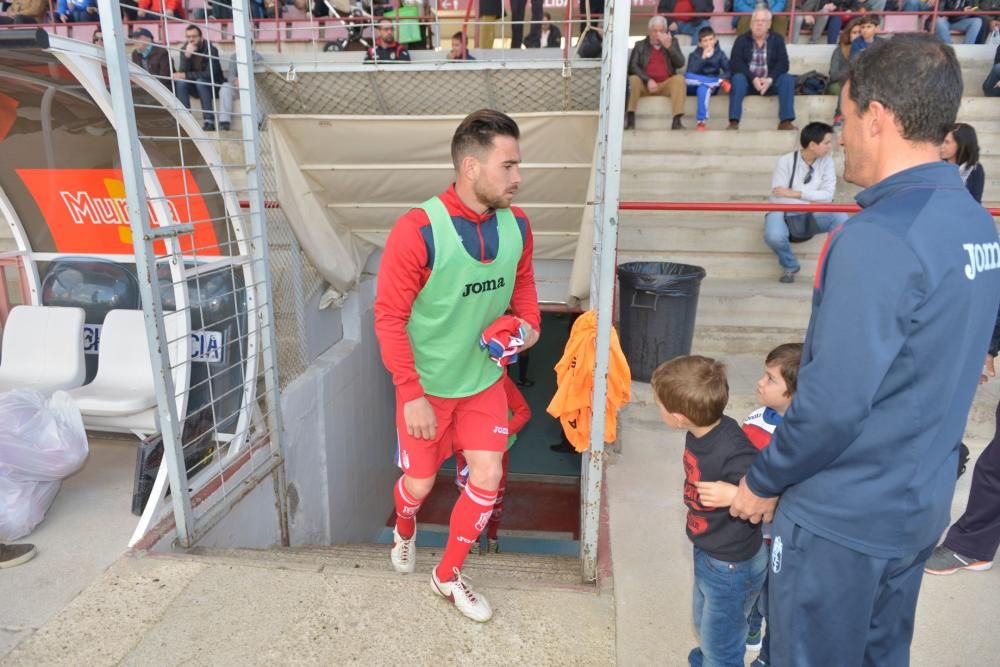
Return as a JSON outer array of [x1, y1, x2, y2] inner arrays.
[[374, 110, 541, 622]]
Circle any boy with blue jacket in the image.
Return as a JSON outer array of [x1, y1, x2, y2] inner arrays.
[[685, 27, 731, 131]]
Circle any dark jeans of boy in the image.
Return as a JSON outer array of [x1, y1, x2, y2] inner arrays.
[[728, 73, 796, 124], [942, 400, 1000, 562], [768, 509, 935, 665], [175, 73, 218, 126], [747, 572, 770, 663], [689, 544, 767, 667]]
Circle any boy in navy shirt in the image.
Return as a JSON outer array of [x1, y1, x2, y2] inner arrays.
[[651, 355, 765, 667]]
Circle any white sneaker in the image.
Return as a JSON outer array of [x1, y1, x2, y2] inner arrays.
[[431, 567, 493, 622], [486, 538, 500, 554], [390, 526, 416, 574]]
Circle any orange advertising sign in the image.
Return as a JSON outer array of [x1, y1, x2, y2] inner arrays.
[[17, 169, 221, 256]]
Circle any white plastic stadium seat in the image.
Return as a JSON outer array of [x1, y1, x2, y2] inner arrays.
[[0, 305, 87, 394], [68, 309, 183, 435]]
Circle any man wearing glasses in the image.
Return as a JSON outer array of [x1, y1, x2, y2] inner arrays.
[[764, 121, 848, 284], [365, 18, 411, 62]]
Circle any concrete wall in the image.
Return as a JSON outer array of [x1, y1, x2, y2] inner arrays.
[[281, 275, 398, 546], [192, 469, 284, 550]]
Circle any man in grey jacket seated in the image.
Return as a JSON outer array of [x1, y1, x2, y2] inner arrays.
[[765, 121, 848, 283]]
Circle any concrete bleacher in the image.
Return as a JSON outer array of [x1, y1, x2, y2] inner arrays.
[[618, 42, 1000, 437]]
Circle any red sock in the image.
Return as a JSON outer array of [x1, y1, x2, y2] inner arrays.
[[487, 452, 509, 540], [435, 480, 497, 581], [393, 477, 422, 540]]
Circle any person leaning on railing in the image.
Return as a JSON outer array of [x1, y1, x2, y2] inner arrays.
[[0, 0, 46, 23], [478, 0, 502, 49]]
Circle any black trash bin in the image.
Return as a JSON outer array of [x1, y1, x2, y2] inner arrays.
[[617, 261, 707, 382]]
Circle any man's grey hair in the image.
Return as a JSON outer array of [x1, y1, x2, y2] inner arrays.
[[648, 15, 668, 30], [751, 7, 772, 21]]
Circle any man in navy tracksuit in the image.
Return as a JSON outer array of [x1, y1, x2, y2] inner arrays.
[[730, 34, 1000, 666]]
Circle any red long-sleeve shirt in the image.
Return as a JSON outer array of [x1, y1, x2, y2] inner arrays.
[[374, 185, 541, 402]]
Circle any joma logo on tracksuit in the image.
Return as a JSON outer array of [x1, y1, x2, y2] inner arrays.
[[461, 278, 506, 297]]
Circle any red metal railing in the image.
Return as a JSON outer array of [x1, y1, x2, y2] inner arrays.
[[620, 201, 1000, 216], [11, 3, 1000, 51]]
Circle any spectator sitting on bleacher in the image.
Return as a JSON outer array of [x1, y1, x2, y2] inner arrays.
[[365, 19, 412, 62], [765, 121, 848, 283], [735, 0, 790, 39], [541, 12, 562, 47], [0, 0, 47, 24], [624, 15, 688, 130], [130, 28, 173, 83], [685, 26, 732, 131], [849, 14, 883, 56], [448, 31, 475, 60], [827, 18, 860, 96], [983, 41, 1000, 94], [136, 0, 186, 19], [791, 0, 858, 45], [92, 27, 103, 45], [657, 0, 713, 40], [903, 0, 982, 44], [219, 48, 264, 132], [942, 123, 986, 203], [172, 24, 225, 132], [728, 8, 797, 131], [57, 0, 96, 23]]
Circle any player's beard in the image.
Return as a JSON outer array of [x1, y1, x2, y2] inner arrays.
[[474, 179, 516, 211]]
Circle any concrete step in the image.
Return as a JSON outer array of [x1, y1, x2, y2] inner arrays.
[[619, 217, 827, 254], [626, 126, 1000, 158], [186, 545, 589, 590], [693, 277, 814, 330], [620, 249, 819, 280], [620, 170, 862, 201], [618, 218, 825, 279], [692, 324, 809, 356]]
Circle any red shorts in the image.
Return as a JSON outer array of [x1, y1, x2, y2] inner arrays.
[[395, 377, 509, 479]]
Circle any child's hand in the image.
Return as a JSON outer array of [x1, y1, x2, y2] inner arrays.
[[695, 481, 738, 508]]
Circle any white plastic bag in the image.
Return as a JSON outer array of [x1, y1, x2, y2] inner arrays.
[[0, 390, 89, 541]]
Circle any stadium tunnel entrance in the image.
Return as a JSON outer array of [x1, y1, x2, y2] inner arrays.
[[264, 107, 601, 556]]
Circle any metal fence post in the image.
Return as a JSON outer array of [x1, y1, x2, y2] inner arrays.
[[581, 0, 630, 583], [97, 0, 195, 546], [231, 0, 286, 456]]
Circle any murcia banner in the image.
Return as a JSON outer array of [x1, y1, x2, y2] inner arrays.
[[17, 168, 221, 255]]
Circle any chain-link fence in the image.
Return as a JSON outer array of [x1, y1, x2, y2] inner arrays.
[[252, 60, 599, 385], [86, 0, 286, 547]]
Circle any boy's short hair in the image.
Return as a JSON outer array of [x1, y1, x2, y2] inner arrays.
[[765, 343, 803, 397], [800, 121, 833, 149], [857, 14, 880, 27], [650, 355, 728, 427], [697, 26, 715, 40], [452, 31, 466, 42]]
